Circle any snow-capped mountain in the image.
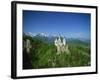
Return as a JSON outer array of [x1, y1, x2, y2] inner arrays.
[[24, 32, 90, 45], [35, 33, 49, 37], [24, 32, 36, 37], [24, 32, 58, 38]]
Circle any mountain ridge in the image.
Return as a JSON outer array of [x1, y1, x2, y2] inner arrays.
[[24, 32, 90, 45]]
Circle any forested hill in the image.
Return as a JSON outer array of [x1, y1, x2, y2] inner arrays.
[[23, 33, 91, 69]]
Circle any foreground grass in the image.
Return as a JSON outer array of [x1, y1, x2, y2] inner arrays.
[[23, 35, 91, 69]]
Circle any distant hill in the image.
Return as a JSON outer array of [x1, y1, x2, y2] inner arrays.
[[67, 38, 90, 47], [24, 32, 90, 46], [23, 32, 91, 69]]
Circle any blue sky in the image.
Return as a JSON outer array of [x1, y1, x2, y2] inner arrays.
[[23, 10, 90, 39]]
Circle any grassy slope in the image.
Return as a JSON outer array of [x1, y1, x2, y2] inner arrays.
[[23, 35, 91, 69]]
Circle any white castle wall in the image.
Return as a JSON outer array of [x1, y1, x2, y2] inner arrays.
[[54, 36, 69, 54]]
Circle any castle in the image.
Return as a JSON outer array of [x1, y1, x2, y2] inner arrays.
[[24, 35, 69, 54], [54, 35, 69, 54]]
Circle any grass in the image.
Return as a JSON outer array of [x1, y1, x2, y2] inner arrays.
[[23, 35, 91, 69]]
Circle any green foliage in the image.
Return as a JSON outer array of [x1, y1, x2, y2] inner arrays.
[[23, 35, 91, 69]]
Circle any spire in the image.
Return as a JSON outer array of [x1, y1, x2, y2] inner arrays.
[[63, 37, 66, 46], [58, 34, 61, 43]]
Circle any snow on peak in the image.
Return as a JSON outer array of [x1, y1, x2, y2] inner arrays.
[[25, 32, 36, 37]]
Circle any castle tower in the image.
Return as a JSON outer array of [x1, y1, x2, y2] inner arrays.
[[63, 37, 66, 46], [54, 35, 70, 54], [26, 39, 31, 53], [58, 34, 61, 43]]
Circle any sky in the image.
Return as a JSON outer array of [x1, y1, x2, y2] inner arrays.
[[23, 10, 91, 39]]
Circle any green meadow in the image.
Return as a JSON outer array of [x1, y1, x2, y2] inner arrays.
[[23, 34, 91, 69]]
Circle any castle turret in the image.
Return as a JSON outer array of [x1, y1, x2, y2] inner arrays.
[[26, 39, 31, 53], [54, 35, 69, 54], [63, 38, 66, 46]]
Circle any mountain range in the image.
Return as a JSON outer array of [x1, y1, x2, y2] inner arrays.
[[24, 32, 90, 45]]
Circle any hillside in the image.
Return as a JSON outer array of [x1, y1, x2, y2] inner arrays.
[[23, 33, 91, 69]]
